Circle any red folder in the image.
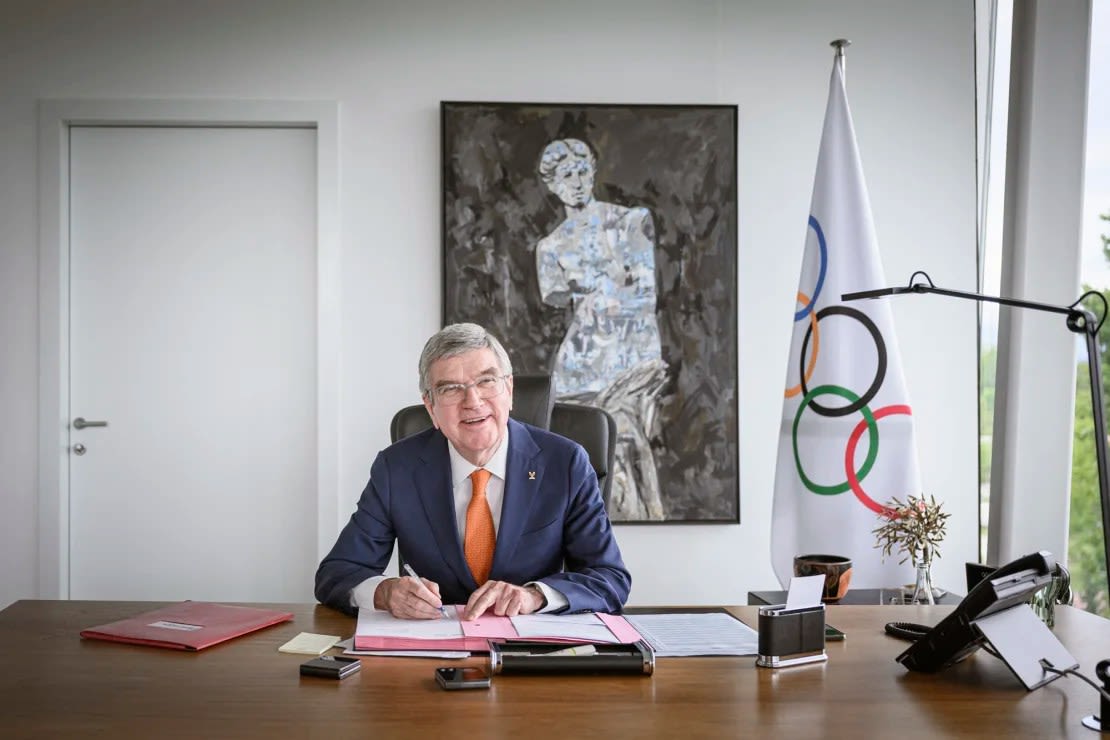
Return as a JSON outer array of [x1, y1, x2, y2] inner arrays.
[[80, 601, 293, 651]]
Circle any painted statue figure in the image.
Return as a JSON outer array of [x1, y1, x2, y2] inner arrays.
[[535, 138, 667, 520]]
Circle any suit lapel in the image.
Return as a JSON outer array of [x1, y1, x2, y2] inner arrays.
[[492, 420, 543, 575]]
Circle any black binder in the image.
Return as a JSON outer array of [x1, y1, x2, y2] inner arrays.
[[488, 640, 655, 675]]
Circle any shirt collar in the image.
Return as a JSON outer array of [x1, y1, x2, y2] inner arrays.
[[447, 428, 509, 486]]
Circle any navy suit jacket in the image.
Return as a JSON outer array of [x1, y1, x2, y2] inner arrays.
[[315, 418, 631, 615]]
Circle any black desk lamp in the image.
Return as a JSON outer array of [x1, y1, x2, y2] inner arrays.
[[843, 270, 1110, 597]]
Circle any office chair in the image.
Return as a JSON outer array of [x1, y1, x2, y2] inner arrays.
[[549, 402, 617, 509], [389, 373, 555, 443]]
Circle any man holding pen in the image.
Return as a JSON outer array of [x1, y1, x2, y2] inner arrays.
[[314, 323, 631, 620]]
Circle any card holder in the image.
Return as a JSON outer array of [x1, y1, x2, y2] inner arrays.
[[755, 604, 827, 668]]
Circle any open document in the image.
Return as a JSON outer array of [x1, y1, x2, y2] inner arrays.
[[624, 612, 759, 656], [354, 606, 641, 651]]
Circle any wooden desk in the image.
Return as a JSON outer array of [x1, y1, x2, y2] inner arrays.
[[1, 600, 1108, 738]]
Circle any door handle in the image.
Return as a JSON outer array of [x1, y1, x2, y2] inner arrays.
[[73, 417, 108, 430]]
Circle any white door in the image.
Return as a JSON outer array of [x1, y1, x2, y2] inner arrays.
[[68, 126, 318, 602]]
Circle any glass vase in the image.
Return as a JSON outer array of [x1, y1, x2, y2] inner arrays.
[[1029, 566, 1064, 628], [908, 561, 936, 605]]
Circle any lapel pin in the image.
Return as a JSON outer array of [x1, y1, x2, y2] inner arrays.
[[528, 471, 536, 480]]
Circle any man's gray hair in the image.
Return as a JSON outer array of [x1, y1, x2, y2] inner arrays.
[[418, 323, 513, 397]]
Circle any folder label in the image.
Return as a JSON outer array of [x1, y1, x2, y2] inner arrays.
[[148, 620, 203, 631]]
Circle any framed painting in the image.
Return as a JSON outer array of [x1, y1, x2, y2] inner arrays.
[[441, 101, 738, 523]]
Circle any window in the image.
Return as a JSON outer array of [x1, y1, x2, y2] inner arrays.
[[978, 1, 1010, 565], [1069, 0, 1110, 617], [979, 2, 1107, 617]]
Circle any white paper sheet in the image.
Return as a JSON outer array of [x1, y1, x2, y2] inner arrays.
[[624, 612, 759, 656], [508, 613, 620, 642], [345, 649, 471, 658], [785, 575, 825, 611], [355, 607, 464, 639], [511, 613, 605, 625], [335, 637, 469, 659]]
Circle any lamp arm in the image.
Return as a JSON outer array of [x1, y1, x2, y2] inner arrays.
[[842, 271, 1110, 598]]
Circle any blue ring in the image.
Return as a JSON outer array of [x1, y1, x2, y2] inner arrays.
[[794, 215, 828, 321]]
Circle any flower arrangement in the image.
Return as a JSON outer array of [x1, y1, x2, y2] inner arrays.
[[872, 494, 950, 567]]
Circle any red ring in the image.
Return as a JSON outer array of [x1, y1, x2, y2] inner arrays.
[[844, 404, 912, 514]]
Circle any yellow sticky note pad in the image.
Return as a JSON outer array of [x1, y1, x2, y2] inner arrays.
[[278, 632, 341, 655]]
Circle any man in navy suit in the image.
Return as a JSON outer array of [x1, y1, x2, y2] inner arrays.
[[315, 323, 631, 619]]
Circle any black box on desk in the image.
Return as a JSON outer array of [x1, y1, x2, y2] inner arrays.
[[489, 640, 654, 675], [755, 604, 827, 668]]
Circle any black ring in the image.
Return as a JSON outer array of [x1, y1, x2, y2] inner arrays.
[[799, 305, 888, 417]]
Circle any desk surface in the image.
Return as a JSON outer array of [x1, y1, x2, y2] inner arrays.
[[2, 600, 1108, 739]]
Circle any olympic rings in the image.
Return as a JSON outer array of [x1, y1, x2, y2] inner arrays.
[[792, 384, 878, 496], [787, 213, 914, 512], [799, 305, 887, 417]]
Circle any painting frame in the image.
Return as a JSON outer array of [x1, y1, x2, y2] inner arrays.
[[441, 101, 738, 524]]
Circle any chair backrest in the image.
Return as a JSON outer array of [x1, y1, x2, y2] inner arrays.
[[510, 374, 556, 432], [549, 402, 617, 508], [389, 373, 555, 444]]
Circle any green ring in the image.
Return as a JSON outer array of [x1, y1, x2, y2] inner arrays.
[[792, 384, 878, 495]]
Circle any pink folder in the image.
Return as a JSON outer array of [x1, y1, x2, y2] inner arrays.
[[353, 607, 642, 651], [80, 601, 293, 651]]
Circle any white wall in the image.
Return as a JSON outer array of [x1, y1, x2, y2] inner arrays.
[[0, 0, 978, 608]]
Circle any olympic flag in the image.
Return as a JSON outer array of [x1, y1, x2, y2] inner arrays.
[[771, 51, 922, 589]]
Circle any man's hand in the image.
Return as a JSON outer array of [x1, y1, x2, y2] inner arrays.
[[463, 581, 545, 620], [375, 576, 444, 620]]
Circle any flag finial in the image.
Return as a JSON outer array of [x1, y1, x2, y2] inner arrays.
[[830, 39, 851, 58]]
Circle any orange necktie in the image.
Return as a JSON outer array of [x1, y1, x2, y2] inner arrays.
[[464, 468, 496, 585]]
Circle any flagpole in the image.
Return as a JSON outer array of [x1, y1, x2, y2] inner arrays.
[[831, 39, 851, 75], [834, 38, 848, 82], [771, 38, 923, 590]]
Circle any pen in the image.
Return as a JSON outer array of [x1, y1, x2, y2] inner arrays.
[[402, 564, 448, 618]]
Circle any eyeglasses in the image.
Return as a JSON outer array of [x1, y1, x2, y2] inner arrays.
[[429, 374, 509, 405]]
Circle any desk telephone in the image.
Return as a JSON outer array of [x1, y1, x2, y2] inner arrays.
[[896, 550, 1056, 674]]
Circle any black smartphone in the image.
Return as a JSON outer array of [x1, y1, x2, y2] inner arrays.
[[435, 666, 491, 690], [825, 624, 846, 641], [300, 655, 361, 679]]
